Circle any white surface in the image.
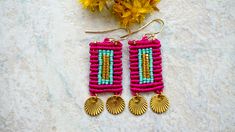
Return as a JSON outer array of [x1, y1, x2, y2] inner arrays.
[[0, 0, 235, 132]]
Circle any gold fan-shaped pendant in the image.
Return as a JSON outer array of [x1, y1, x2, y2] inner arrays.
[[106, 95, 125, 115], [128, 95, 148, 116], [84, 96, 104, 116], [150, 94, 169, 114]]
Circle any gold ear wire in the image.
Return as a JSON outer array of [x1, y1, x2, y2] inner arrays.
[[85, 27, 130, 41], [85, 27, 127, 34], [120, 19, 164, 39], [85, 19, 164, 40]]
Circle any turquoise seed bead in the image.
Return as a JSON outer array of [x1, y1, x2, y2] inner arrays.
[[146, 48, 149, 54], [147, 79, 150, 83]]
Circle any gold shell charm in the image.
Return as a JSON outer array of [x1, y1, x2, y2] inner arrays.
[[84, 96, 104, 116], [128, 95, 148, 116], [106, 95, 125, 115], [150, 94, 169, 114]]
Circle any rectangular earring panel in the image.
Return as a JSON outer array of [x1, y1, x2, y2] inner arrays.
[[89, 38, 123, 95], [129, 36, 164, 95]]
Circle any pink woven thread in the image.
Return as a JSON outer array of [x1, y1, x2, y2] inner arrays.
[[129, 36, 164, 95], [89, 38, 123, 96]]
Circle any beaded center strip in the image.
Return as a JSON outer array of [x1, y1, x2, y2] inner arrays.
[[98, 50, 114, 84], [138, 48, 154, 84], [129, 36, 164, 95], [89, 38, 122, 95]]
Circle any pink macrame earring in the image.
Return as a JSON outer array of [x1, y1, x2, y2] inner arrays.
[[125, 19, 170, 115], [84, 38, 125, 116]]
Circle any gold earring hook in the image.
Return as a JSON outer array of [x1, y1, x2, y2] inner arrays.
[[85, 19, 164, 40], [85, 27, 131, 41], [120, 18, 164, 39], [85, 27, 128, 34]]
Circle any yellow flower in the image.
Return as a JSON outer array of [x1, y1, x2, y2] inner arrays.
[[150, 0, 160, 11], [79, 0, 108, 12], [113, 0, 160, 28], [150, 0, 161, 5]]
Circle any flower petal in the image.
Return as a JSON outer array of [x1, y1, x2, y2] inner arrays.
[[122, 11, 131, 17]]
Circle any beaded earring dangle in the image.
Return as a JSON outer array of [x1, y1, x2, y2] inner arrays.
[[123, 19, 170, 115], [84, 38, 125, 116]]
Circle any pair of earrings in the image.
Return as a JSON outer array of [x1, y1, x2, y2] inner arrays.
[[84, 19, 169, 116]]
